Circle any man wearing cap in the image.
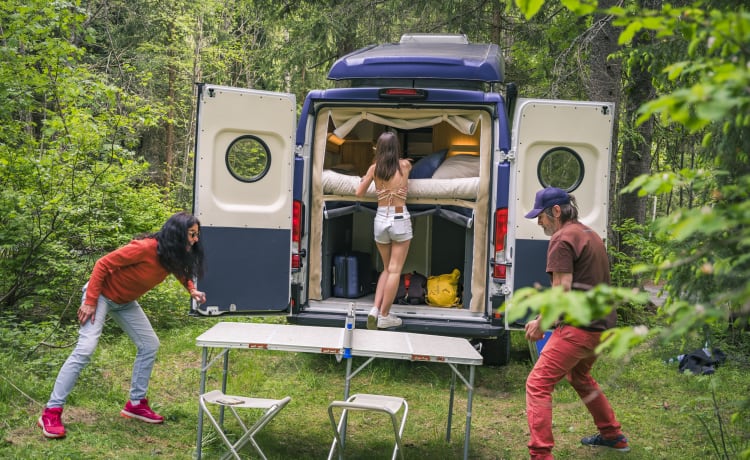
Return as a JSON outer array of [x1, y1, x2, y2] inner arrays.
[[523, 187, 629, 459]]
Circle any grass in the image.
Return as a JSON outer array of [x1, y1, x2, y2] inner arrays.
[[1, 316, 748, 459]]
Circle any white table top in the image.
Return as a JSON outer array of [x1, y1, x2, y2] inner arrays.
[[196, 322, 483, 366]]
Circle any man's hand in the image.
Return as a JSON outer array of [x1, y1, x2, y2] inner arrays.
[[78, 303, 97, 325], [524, 318, 545, 342], [190, 290, 207, 304]]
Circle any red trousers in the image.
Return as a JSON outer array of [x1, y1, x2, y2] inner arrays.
[[526, 325, 623, 460]]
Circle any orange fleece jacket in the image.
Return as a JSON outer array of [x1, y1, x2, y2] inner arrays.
[[84, 238, 195, 306]]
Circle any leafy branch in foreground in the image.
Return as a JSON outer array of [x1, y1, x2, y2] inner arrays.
[[502, 285, 650, 358]]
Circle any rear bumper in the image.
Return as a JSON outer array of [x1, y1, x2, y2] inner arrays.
[[287, 312, 505, 339]]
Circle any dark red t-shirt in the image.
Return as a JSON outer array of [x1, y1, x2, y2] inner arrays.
[[546, 220, 616, 330]]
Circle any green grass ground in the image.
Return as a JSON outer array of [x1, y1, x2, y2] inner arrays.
[[1, 317, 748, 459]]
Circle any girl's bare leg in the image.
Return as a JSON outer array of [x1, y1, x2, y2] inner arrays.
[[377, 239, 410, 317]]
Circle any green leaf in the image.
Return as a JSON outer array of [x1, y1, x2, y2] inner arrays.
[[560, 0, 597, 15], [619, 21, 643, 45], [596, 326, 652, 358], [503, 285, 648, 330], [515, 0, 545, 20]]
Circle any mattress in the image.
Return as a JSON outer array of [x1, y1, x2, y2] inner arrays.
[[322, 169, 480, 201]]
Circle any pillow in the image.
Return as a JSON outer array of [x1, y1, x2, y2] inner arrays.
[[409, 149, 448, 179], [431, 154, 480, 179]]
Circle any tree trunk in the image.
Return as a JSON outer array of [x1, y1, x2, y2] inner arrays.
[[585, 0, 622, 246], [164, 20, 176, 187], [617, 0, 659, 226]]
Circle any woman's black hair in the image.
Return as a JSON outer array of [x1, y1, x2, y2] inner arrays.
[[142, 212, 206, 280]]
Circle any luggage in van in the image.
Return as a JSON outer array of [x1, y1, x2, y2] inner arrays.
[[332, 252, 373, 298], [394, 272, 427, 305]]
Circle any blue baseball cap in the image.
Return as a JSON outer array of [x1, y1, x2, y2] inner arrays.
[[525, 187, 570, 218]]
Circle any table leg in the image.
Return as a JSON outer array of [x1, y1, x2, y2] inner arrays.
[[447, 370, 456, 442], [219, 349, 229, 426], [463, 365, 475, 460], [196, 346, 208, 459], [343, 357, 353, 399]]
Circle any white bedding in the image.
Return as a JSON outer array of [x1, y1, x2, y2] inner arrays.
[[322, 169, 480, 200]]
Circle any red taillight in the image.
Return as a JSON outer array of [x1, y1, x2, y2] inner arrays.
[[292, 200, 302, 269], [493, 208, 508, 279], [378, 88, 428, 99]]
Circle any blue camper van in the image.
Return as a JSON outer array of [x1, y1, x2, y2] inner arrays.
[[192, 34, 613, 365]]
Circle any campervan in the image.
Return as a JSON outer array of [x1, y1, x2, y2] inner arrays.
[[192, 34, 613, 365]]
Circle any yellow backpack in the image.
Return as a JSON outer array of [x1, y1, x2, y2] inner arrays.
[[426, 269, 462, 307]]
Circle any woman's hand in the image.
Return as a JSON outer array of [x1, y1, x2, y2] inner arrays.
[[78, 303, 97, 325], [190, 289, 207, 304]]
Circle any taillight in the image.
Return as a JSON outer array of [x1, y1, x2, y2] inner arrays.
[[493, 208, 508, 279], [378, 88, 428, 100], [292, 200, 302, 269]]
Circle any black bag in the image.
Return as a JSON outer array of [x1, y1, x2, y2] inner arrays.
[[678, 348, 727, 375], [393, 271, 427, 305]]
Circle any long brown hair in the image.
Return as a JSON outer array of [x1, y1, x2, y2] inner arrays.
[[373, 131, 401, 181]]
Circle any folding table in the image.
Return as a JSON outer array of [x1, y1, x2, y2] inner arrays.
[[195, 321, 483, 459]]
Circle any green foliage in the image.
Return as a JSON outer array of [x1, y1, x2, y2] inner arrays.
[[611, 5, 750, 132], [609, 219, 653, 286], [504, 284, 649, 340], [606, 4, 750, 455], [606, 1, 750, 338], [515, 0, 597, 20], [0, 0, 175, 315], [515, 0, 545, 19], [503, 1, 594, 100]]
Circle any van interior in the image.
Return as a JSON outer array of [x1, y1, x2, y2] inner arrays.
[[305, 107, 495, 317]]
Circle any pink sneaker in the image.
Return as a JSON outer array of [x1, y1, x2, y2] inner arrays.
[[38, 407, 66, 438], [120, 398, 164, 424]]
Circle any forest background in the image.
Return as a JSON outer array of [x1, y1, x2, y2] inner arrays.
[[0, 0, 748, 458]]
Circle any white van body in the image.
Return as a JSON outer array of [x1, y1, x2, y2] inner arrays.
[[192, 35, 614, 365]]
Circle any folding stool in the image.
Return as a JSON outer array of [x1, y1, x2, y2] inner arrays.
[[199, 389, 291, 460], [327, 393, 408, 460]]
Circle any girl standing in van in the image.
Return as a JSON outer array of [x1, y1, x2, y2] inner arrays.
[[356, 131, 412, 329]]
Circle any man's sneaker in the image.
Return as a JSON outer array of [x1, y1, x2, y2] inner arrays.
[[38, 407, 66, 438], [581, 433, 630, 452], [377, 314, 402, 329], [367, 307, 379, 330], [120, 398, 164, 424]]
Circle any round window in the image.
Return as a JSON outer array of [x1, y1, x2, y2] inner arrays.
[[537, 147, 584, 192], [225, 135, 271, 182]]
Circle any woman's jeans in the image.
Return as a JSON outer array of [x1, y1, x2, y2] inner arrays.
[[526, 325, 622, 459], [47, 287, 160, 408]]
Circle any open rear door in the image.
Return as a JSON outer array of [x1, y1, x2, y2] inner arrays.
[[193, 85, 296, 315], [506, 99, 614, 327]]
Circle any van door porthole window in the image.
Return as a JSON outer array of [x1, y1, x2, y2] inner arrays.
[[537, 147, 584, 192], [225, 135, 271, 182]]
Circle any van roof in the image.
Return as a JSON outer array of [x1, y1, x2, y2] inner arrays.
[[328, 34, 504, 84]]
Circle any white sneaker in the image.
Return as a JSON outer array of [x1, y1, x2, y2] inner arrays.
[[367, 307, 379, 330], [377, 314, 402, 329]]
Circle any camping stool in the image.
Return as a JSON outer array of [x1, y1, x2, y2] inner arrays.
[[327, 393, 408, 460], [199, 389, 291, 460]]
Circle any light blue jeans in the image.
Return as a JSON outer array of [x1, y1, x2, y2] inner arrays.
[[47, 285, 160, 408]]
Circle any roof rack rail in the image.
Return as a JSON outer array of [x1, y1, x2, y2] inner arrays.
[[399, 33, 469, 45]]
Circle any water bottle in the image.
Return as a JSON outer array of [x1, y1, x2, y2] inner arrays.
[[343, 303, 355, 359]]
